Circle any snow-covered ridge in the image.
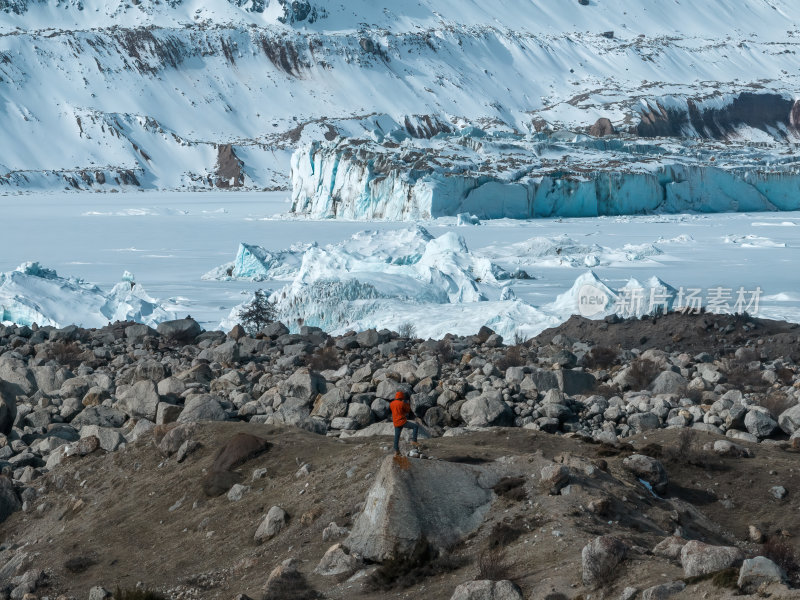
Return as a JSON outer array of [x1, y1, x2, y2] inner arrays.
[[289, 129, 800, 220], [3, 1, 800, 192]]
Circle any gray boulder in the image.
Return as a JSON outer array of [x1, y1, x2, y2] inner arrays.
[[156, 318, 202, 342], [449, 580, 524, 600], [459, 392, 513, 427], [0, 477, 21, 523], [117, 380, 160, 421], [641, 581, 686, 600], [311, 388, 349, 420], [177, 395, 227, 423], [0, 386, 17, 435], [744, 409, 778, 438], [255, 506, 287, 543], [627, 412, 660, 432], [737, 556, 786, 591], [344, 456, 499, 561], [125, 323, 158, 343], [582, 535, 627, 587], [650, 371, 687, 395], [277, 368, 325, 402], [313, 543, 360, 577], [528, 369, 559, 392], [680, 540, 744, 577], [70, 406, 126, 428], [79, 425, 124, 452], [778, 404, 800, 435], [557, 369, 595, 395], [622, 454, 668, 494]]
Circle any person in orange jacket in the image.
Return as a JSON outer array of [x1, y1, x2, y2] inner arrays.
[[390, 390, 419, 455]]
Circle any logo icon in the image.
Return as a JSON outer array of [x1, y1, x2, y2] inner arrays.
[[577, 284, 609, 317]]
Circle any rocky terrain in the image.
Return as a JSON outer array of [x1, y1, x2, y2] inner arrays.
[[0, 313, 800, 598]]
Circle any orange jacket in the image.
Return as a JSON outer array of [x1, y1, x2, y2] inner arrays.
[[390, 399, 411, 427]]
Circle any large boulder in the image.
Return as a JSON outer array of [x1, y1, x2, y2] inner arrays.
[[744, 409, 778, 438], [255, 506, 287, 543], [622, 454, 668, 494], [311, 388, 349, 420], [0, 477, 21, 524], [0, 357, 35, 396], [125, 323, 159, 344], [344, 456, 499, 561], [277, 368, 326, 402], [346, 422, 431, 440], [156, 318, 202, 342], [557, 369, 595, 395], [680, 540, 744, 577], [177, 395, 228, 423], [449, 580, 524, 600], [778, 404, 800, 435], [650, 371, 687, 395], [738, 556, 786, 591], [116, 380, 159, 421], [313, 543, 360, 577], [0, 385, 17, 435], [582, 535, 627, 587], [459, 392, 513, 427]]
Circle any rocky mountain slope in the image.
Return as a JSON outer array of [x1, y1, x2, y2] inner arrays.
[[1, 312, 800, 596], [3, 0, 800, 199]]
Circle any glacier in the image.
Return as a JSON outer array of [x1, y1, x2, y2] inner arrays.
[[290, 132, 800, 221], [0, 262, 173, 328]]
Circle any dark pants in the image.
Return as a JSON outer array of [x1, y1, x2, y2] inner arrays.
[[394, 421, 419, 451]]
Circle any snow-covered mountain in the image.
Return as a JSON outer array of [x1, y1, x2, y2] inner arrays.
[[3, 0, 800, 199]]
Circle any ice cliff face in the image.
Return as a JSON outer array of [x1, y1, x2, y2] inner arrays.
[[290, 130, 800, 220], [3, 0, 800, 192]]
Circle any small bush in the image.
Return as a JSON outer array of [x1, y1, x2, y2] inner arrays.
[[398, 322, 417, 339], [487, 521, 523, 549], [64, 556, 95, 573], [627, 358, 660, 391], [238, 289, 276, 336], [763, 537, 800, 585], [724, 359, 769, 392], [584, 346, 618, 369], [496, 345, 524, 372], [665, 428, 700, 464], [367, 538, 465, 591], [711, 567, 739, 589], [262, 570, 321, 600], [307, 346, 340, 371], [437, 339, 454, 362], [477, 547, 510, 581], [114, 589, 168, 600], [492, 477, 527, 501], [50, 341, 84, 368]]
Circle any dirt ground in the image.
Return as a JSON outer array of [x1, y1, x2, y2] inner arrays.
[[3, 423, 800, 599], [534, 312, 800, 362]]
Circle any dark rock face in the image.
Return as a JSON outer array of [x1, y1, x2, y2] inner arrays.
[[589, 118, 615, 137], [214, 144, 245, 188], [637, 92, 795, 139]]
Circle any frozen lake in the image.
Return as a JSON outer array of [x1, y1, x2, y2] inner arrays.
[[1, 190, 799, 334]]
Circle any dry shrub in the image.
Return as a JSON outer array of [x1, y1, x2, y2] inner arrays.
[[262, 569, 321, 600], [724, 359, 769, 392], [307, 346, 340, 371], [50, 341, 84, 368], [492, 476, 527, 501], [487, 521, 523, 549], [398, 322, 417, 339], [477, 546, 510, 580], [114, 589, 168, 600], [64, 556, 96, 573], [763, 537, 800, 585], [436, 338, 454, 362], [585, 346, 619, 370], [665, 429, 702, 465], [496, 345, 525, 372], [627, 358, 660, 391], [367, 538, 465, 591], [593, 382, 620, 398]]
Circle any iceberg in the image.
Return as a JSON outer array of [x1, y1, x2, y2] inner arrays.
[[0, 262, 173, 328]]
